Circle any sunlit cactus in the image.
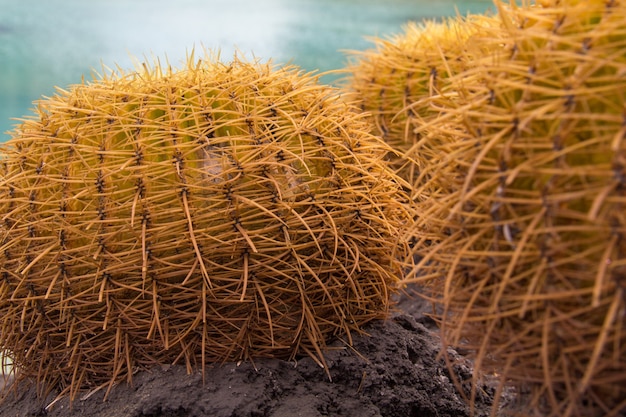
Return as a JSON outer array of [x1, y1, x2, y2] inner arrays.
[[0, 51, 412, 402]]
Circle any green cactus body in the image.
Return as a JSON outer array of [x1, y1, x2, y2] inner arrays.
[[409, 1, 626, 416], [0, 52, 411, 401]]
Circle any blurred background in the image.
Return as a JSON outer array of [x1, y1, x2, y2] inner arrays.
[[0, 0, 493, 142]]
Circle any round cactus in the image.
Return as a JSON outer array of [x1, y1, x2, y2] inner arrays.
[[409, 1, 626, 416], [343, 14, 501, 187], [0, 52, 412, 401]]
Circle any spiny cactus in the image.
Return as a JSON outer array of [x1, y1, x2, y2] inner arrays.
[[0, 51, 412, 402], [408, 1, 626, 416], [343, 13, 501, 187]]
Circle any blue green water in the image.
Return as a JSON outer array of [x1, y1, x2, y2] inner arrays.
[[0, 0, 493, 141]]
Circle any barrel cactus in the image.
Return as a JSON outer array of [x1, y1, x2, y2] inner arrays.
[[343, 13, 501, 187], [0, 51, 412, 401], [409, 1, 626, 416]]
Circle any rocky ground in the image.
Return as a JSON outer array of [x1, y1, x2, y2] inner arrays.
[[0, 288, 513, 417]]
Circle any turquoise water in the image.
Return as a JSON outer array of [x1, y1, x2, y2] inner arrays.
[[0, 0, 493, 141]]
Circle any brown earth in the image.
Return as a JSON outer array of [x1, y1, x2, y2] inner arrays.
[[0, 289, 512, 417]]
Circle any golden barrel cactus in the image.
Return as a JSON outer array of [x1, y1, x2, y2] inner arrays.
[[409, 1, 626, 416], [343, 13, 501, 187], [0, 52, 412, 401]]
